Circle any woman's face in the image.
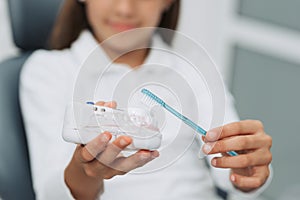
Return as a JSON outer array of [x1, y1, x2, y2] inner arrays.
[[85, 0, 173, 53]]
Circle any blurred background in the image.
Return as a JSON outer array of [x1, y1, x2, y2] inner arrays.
[[1, 0, 299, 199]]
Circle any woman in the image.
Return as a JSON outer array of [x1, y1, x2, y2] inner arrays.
[[20, 0, 272, 199]]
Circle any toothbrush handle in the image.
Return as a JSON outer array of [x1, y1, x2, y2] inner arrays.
[[163, 103, 238, 157]]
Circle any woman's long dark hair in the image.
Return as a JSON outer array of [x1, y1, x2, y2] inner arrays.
[[49, 0, 180, 50]]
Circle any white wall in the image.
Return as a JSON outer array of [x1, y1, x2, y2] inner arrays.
[[178, 1, 224, 65], [0, 0, 18, 62], [176, 0, 232, 83]]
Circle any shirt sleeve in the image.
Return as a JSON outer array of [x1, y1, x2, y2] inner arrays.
[[204, 89, 273, 199], [19, 50, 76, 200]]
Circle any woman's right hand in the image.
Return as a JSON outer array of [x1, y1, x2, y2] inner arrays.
[[64, 101, 159, 200]]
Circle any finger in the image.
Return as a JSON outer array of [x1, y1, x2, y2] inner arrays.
[[77, 132, 112, 163], [84, 154, 131, 179], [231, 166, 270, 190], [95, 101, 117, 108], [100, 168, 127, 180], [95, 101, 105, 106], [206, 120, 264, 142], [202, 135, 267, 154], [211, 149, 272, 168], [96, 136, 132, 166], [83, 136, 132, 176], [104, 101, 117, 108], [84, 151, 157, 179], [111, 150, 159, 173]]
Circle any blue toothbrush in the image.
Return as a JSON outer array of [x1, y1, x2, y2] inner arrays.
[[141, 88, 238, 157]]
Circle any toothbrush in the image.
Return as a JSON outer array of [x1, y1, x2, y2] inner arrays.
[[141, 88, 238, 157]]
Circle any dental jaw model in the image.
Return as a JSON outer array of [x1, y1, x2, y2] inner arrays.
[[62, 102, 162, 150]]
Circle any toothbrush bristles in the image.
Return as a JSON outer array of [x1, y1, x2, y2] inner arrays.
[[141, 93, 156, 108], [140, 89, 160, 108]]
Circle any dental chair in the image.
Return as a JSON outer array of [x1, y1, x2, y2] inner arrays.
[[0, 0, 62, 199]]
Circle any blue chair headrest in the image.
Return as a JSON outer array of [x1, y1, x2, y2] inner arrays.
[[8, 0, 63, 51]]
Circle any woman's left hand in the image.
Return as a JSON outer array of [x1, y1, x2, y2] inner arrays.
[[202, 120, 272, 192]]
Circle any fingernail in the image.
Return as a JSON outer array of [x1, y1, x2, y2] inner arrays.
[[101, 133, 110, 142], [140, 153, 150, 160], [151, 152, 159, 159], [230, 174, 236, 182], [120, 138, 129, 146], [203, 143, 213, 154], [211, 158, 217, 166], [207, 132, 218, 140], [198, 148, 206, 159]]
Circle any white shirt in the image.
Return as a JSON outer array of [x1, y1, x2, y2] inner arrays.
[[20, 30, 271, 200]]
